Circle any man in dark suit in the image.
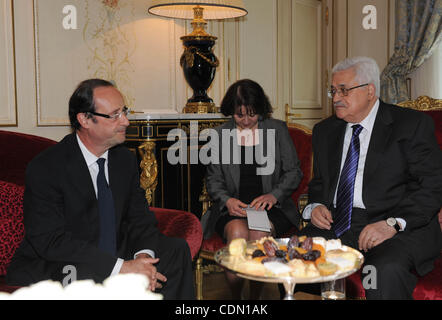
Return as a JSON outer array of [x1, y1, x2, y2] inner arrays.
[[301, 57, 442, 299], [6, 79, 195, 300]]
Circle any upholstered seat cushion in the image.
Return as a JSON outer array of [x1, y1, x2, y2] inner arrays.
[[288, 126, 312, 204], [346, 253, 442, 300], [151, 207, 203, 259], [201, 233, 225, 252], [412, 255, 442, 300], [425, 110, 442, 147], [0, 181, 25, 276]]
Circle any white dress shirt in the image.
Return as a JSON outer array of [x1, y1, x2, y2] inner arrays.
[[76, 134, 155, 276], [303, 100, 406, 230]]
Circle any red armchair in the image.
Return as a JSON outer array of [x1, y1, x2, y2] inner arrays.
[[0, 130, 203, 294], [346, 96, 442, 300], [195, 123, 313, 300], [150, 207, 202, 259]]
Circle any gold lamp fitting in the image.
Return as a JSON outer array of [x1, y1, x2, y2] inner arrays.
[[182, 6, 217, 41]]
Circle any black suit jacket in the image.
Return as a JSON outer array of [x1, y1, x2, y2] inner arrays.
[[7, 133, 160, 285], [308, 100, 442, 274]]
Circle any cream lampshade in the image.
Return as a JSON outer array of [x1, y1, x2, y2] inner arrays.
[[148, 0, 248, 113]]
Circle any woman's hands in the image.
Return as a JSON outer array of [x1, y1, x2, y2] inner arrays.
[[226, 198, 248, 217], [226, 193, 277, 217], [250, 194, 277, 211]]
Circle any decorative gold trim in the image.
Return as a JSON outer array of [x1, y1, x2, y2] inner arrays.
[[183, 102, 219, 114], [397, 96, 442, 111], [199, 178, 211, 216], [141, 126, 153, 138], [125, 126, 140, 138], [126, 138, 174, 142], [181, 45, 220, 68], [285, 105, 318, 132], [138, 141, 158, 206], [156, 125, 179, 137], [285, 104, 302, 120], [195, 256, 203, 300], [287, 122, 313, 135]]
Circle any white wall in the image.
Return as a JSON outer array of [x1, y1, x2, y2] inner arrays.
[[1, 0, 439, 142]]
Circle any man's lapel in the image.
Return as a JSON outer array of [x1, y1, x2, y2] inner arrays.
[[65, 134, 98, 219], [66, 134, 97, 200], [108, 147, 126, 227], [327, 119, 347, 205], [363, 101, 393, 192]]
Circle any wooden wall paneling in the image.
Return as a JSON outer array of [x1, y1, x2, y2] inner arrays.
[[282, 0, 326, 128], [0, 0, 17, 127]]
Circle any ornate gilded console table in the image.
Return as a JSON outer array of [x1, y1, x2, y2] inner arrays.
[[125, 113, 228, 217]]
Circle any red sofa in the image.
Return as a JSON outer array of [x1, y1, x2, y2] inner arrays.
[[0, 130, 203, 294]]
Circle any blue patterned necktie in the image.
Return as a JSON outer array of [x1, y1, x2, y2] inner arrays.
[[97, 158, 116, 256], [334, 124, 363, 238]]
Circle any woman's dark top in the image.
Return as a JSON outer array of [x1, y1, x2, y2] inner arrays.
[[215, 145, 292, 239]]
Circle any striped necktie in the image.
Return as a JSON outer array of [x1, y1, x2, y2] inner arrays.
[[334, 124, 363, 238], [97, 158, 117, 256]]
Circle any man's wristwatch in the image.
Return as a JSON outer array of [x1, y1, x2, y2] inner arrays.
[[386, 217, 401, 232]]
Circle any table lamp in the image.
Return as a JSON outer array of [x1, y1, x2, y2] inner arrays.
[[148, 0, 248, 113]]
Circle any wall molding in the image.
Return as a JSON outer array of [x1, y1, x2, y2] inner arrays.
[[0, 0, 18, 127]]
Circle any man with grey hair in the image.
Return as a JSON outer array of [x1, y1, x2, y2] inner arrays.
[[301, 56, 442, 299]]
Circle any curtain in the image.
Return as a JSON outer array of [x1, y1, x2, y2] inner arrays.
[[380, 0, 442, 104]]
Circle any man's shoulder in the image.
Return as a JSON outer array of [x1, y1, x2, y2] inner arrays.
[[313, 115, 342, 133], [380, 100, 432, 126], [382, 100, 424, 115], [25, 133, 76, 180], [109, 143, 137, 164], [28, 134, 74, 165]]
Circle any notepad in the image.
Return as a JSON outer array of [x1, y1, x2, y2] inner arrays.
[[246, 207, 271, 232]]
